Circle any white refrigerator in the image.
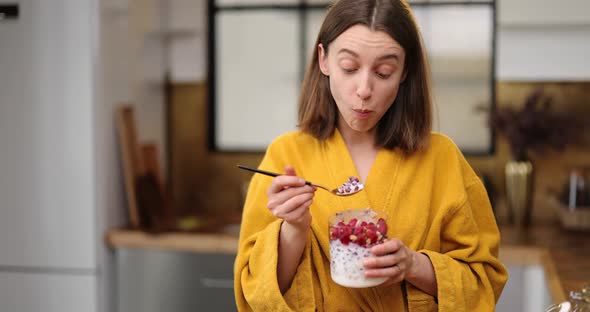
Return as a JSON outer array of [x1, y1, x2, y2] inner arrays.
[[0, 0, 167, 311], [0, 0, 98, 311]]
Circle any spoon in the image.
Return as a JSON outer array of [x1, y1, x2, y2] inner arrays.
[[237, 165, 364, 196]]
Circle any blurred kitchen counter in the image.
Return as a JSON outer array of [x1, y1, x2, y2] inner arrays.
[[106, 224, 589, 302], [498, 224, 590, 299], [107, 229, 239, 254]]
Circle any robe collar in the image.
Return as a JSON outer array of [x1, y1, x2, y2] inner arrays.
[[320, 128, 402, 219]]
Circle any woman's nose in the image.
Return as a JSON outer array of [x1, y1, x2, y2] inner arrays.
[[356, 73, 372, 100]]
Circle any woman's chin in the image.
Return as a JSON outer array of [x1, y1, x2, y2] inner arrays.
[[349, 124, 376, 134], [340, 117, 377, 134]]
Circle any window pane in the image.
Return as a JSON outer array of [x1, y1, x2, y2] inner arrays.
[[216, 11, 300, 150], [413, 5, 493, 152]]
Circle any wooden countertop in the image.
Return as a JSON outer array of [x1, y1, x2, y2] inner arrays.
[[106, 224, 589, 302], [498, 224, 590, 299], [106, 229, 239, 254]]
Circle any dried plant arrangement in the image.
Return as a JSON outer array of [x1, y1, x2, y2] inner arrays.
[[479, 87, 584, 161]]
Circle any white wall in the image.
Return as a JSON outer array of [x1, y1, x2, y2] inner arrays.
[[94, 2, 127, 312], [97, 0, 168, 311], [166, 0, 207, 82]]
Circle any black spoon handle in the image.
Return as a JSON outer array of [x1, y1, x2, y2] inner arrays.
[[237, 165, 313, 186]]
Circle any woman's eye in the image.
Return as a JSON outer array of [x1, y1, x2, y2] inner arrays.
[[376, 72, 391, 79], [342, 68, 357, 74]]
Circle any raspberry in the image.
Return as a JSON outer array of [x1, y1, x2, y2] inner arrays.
[[365, 229, 378, 245], [341, 233, 351, 245], [377, 218, 387, 234], [330, 217, 388, 247]]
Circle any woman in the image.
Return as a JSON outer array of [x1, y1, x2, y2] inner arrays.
[[234, 0, 508, 311]]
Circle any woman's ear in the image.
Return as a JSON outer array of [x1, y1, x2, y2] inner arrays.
[[318, 43, 329, 76]]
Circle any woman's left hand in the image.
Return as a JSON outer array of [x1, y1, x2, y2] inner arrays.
[[363, 238, 417, 286]]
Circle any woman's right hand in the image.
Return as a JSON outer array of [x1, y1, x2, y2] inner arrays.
[[266, 166, 316, 231], [270, 166, 315, 293]]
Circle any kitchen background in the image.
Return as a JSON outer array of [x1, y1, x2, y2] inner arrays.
[[0, 0, 589, 311]]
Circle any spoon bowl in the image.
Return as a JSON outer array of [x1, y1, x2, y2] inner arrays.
[[237, 165, 364, 196]]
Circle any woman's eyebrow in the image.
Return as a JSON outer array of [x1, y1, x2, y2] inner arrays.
[[337, 48, 359, 57], [337, 48, 399, 62], [377, 53, 399, 62]]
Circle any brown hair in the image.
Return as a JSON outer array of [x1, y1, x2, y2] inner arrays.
[[298, 0, 432, 154]]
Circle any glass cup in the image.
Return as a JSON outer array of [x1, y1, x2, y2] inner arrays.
[[328, 208, 389, 288]]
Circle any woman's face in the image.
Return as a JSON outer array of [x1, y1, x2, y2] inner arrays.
[[319, 25, 406, 135]]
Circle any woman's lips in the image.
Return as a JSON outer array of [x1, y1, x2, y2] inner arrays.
[[353, 109, 372, 119]]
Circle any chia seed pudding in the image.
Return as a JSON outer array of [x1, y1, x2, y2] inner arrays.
[[336, 176, 364, 195], [328, 208, 388, 288]]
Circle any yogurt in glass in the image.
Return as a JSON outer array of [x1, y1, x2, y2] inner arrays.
[[328, 208, 388, 288]]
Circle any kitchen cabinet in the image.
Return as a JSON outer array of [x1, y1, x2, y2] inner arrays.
[[107, 230, 239, 312], [116, 248, 237, 312]]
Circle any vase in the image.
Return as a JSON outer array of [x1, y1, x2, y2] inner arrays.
[[505, 160, 534, 226]]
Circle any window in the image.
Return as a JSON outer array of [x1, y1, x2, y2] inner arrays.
[[208, 0, 496, 154]]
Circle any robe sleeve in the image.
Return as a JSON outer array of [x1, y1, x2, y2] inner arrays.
[[408, 178, 508, 312], [233, 139, 317, 312]]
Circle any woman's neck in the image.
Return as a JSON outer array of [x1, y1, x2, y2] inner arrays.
[[337, 124, 379, 183], [337, 123, 376, 150]]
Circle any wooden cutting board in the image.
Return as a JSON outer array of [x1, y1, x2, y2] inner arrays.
[[116, 106, 144, 229], [138, 143, 175, 232]]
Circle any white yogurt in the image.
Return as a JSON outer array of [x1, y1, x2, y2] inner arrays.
[[329, 239, 387, 288]]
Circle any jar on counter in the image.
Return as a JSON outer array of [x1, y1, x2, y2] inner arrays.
[[569, 284, 590, 311], [566, 169, 589, 210], [544, 284, 590, 312]]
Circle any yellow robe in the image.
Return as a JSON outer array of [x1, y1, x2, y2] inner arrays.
[[234, 130, 508, 312]]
